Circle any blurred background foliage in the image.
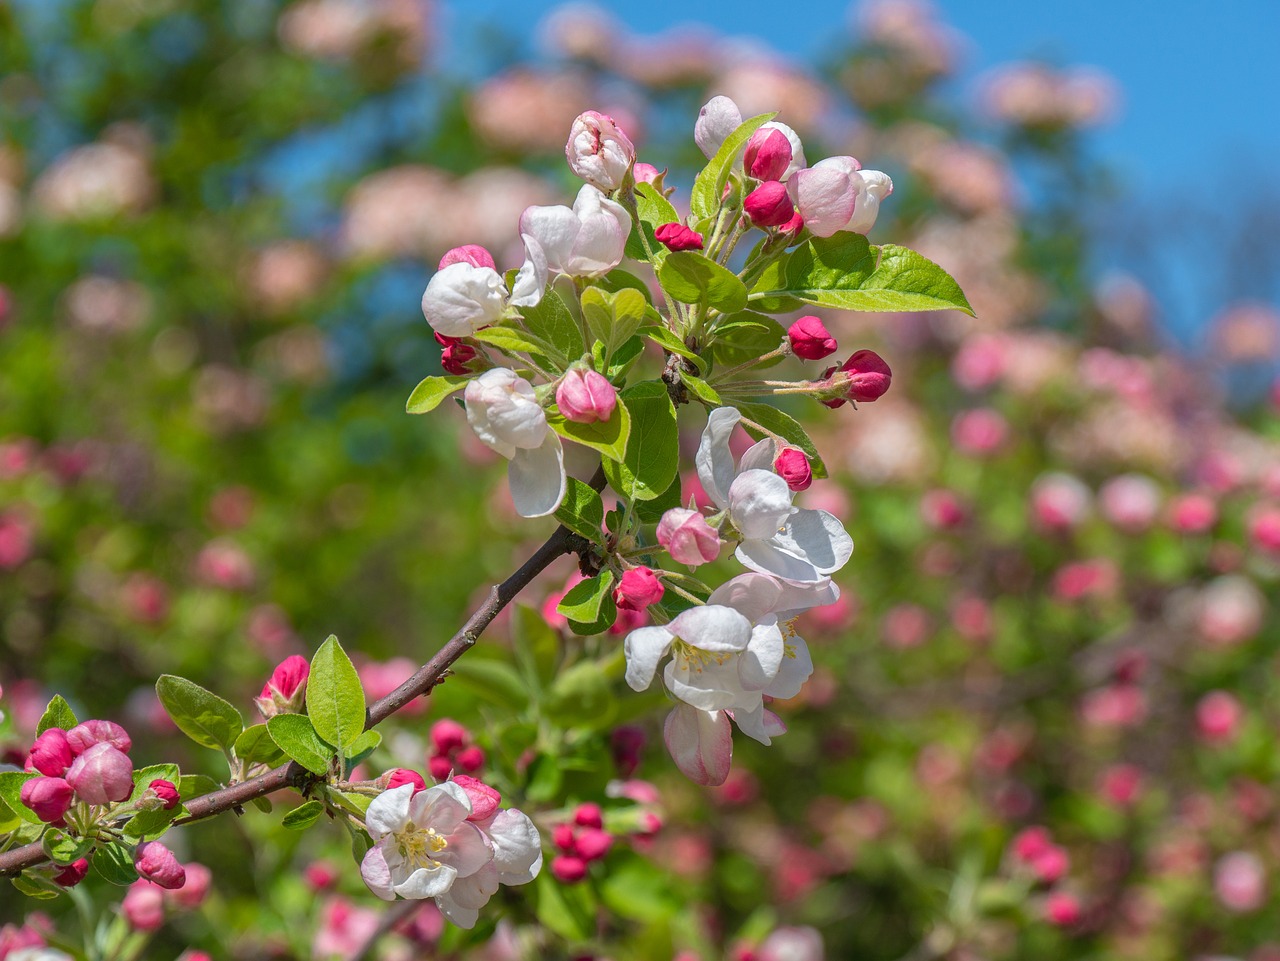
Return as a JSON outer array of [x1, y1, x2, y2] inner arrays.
[[1, 0, 1279, 959]]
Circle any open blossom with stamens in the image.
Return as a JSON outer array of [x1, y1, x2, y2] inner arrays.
[[789, 157, 893, 237], [465, 368, 566, 518], [360, 782, 493, 903], [421, 241, 546, 338], [697, 407, 852, 583]]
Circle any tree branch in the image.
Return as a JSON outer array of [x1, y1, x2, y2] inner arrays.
[[0, 478, 602, 878]]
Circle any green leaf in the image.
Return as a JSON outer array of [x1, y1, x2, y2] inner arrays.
[[520, 288, 585, 363], [533, 869, 596, 942], [281, 799, 325, 831], [634, 473, 684, 525], [234, 724, 286, 765], [307, 635, 367, 759], [753, 234, 973, 314], [601, 859, 683, 923], [474, 325, 566, 368], [644, 325, 706, 373], [681, 373, 722, 406], [580, 286, 648, 359], [36, 695, 77, 735], [602, 383, 680, 502], [734, 401, 828, 479], [554, 477, 607, 545], [624, 183, 681, 264], [345, 730, 382, 770], [511, 604, 561, 690], [12, 875, 60, 900], [557, 571, 615, 624], [406, 375, 470, 414], [0, 795, 22, 834], [42, 828, 95, 865], [546, 399, 631, 464], [596, 268, 654, 304], [447, 658, 530, 710], [155, 675, 244, 753], [266, 713, 334, 776], [123, 805, 181, 841], [91, 843, 139, 886], [658, 251, 748, 312], [747, 253, 804, 314], [178, 774, 218, 802], [606, 335, 646, 381], [690, 112, 775, 220], [568, 590, 618, 637], [708, 311, 786, 367], [129, 764, 181, 802]]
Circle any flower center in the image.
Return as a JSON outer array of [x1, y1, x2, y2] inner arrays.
[[672, 638, 731, 673], [396, 822, 449, 869]]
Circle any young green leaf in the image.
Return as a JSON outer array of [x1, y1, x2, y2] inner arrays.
[[520, 287, 585, 362], [602, 383, 680, 501], [266, 713, 334, 776], [406, 375, 470, 414], [474, 325, 566, 369], [580, 285, 648, 359], [282, 799, 326, 831], [91, 843, 139, 886], [42, 829, 96, 865], [345, 730, 382, 770], [708, 311, 786, 367], [233, 724, 287, 765], [123, 805, 181, 841], [155, 675, 244, 753], [36, 695, 77, 735], [546, 400, 631, 464], [129, 764, 181, 802], [681, 373, 722, 406], [448, 657, 531, 710], [0, 772, 40, 824], [689, 112, 775, 220], [658, 251, 749, 312], [556, 570, 616, 624], [554, 477, 607, 545], [643, 325, 706, 372], [307, 636, 367, 759]]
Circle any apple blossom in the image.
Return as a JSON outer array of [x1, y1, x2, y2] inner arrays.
[[432, 800, 542, 928], [787, 316, 837, 360], [420, 238, 547, 338], [819, 350, 892, 407], [65, 719, 131, 755], [555, 368, 617, 424], [743, 128, 793, 182], [773, 448, 812, 491], [694, 96, 806, 179], [519, 184, 631, 278], [464, 368, 566, 518], [65, 742, 134, 805], [134, 841, 186, 890], [19, 776, 73, 823], [565, 111, 635, 191], [657, 508, 721, 566], [387, 768, 428, 793], [697, 407, 852, 583], [148, 778, 180, 810], [614, 566, 664, 611], [744, 181, 795, 228], [27, 729, 74, 777], [255, 654, 310, 718], [360, 781, 492, 902], [654, 222, 704, 251], [789, 157, 893, 237]]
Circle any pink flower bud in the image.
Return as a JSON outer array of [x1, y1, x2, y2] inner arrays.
[[552, 823, 577, 853], [305, 860, 338, 890], [54, 857, 90, 888], [134, 841, 186, 890], [386, 768, 427, 793], [614, 567, 664, 611], [438, 245, 496, 271], [550, 854, 588, 883], [255, 654, 310, 719], [1031, 473, 1091, 530], [1167, 492, 1217, 534], [148, 779, 180, 810], [951, 408, 1007, 455], [920, 489, 967, 530], [1250, 508, 1280, 553], [1011, 826, 1052, 863], [452, 774, 501, 821], [633, 163, 664, 186], [654, 222, 704, 252], [1044, 891, 1082, 926], [787, 316, 837, 360], [573, 802, 604, 829], [744, 181, 796, 228], [574, 827, 613, 862], [122, 880, 166, 931], [454, 745, 485, 773], [743, 128, 793, 182], [566, 110, 635, 191], [1197, 690, 1243, 743], [1030, 844, 1070, 884], [65, 742, 134, 805], [821, 350, 892, 407], [773, 448, 812, 492], [20, 776, 74, 823], [435, 332, 478, 376], [1099, 764, 1143, 807], [66, 719, 132, 755], [657, 508, 720, 566], [427, 754, 453, 780], [556, 369, 618, 424], [165, 861, 211, 910], [28, 728, 75, 777]]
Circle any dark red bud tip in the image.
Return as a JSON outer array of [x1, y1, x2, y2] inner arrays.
[[654, 222, 705, 252]]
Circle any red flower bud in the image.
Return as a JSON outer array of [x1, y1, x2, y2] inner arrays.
[[435, 332, 478, 376], [149, 779, 180, 810], [556, 369, 618, 424], [773, 448, 812, 492], [386, 768, 427, 793], [28, 728, 75, 777], [614, 567, 664, 611], [65, 742, 134, 805], [743, 181, 796, 228], [822, 349, 892, 407], [20, 776, 74, 823], [654, 222, 705, 252], [453, 774, 502, 821], [255, 654, 310, 718], [743, 128, 793, 182], [574, 827, 613, 862], [550, 854, 588, 883], [787, 316, 837, 360], [54, 857, 90, 888], [552, 823, 578, 853], [573, 802, 604, 829], [134, 841, 186, 890], [454, 745, 485, 773], [66, 719, 132, 755], [1044, 891, 1082, 927], [438, 245, 496, 271], [430, 719, 468, 754], [165, 861, 211, 910], [427, 753, 454, 780], [122, 880, 166, 931]]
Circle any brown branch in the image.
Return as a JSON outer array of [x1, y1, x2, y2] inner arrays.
[[0, 482, 602, 878]]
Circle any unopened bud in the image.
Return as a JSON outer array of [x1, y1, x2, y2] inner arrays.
[[386, 768, 427, 793], [454, 745, 485, 773], [821, 349, 892, 407], [255, 654, 310, 719], [435, 332, 478, 376], [787, 316, 837, 360], [773, 448, 812, 492], [453, 774, 501, 821], [654, 222, 704, 252], [566, 111, 635, 191], [166, 862, 211, 910], [743, 128, 793, 182], [1044, 892, 1082, 926], [134, 841, 186, 890], [573, 802, 604, 829], [614, 567, 664, 611], [28, 728, 75, 777], [20, 776, 74, 823], [574, 827, 613, 862], [656, 508, 720, 566], [556, 369, 618, 424], [744, 181, 796, 228], [65, 742, 134, 805], [148, 779, 180, 810], [438, 245, 496, 271], [430, 719, 468, 754], [66, 719, 132, 755], [54, 857, 90, 888], [122, 880, 166, 931], [427, 754, 453, 780], [550, 854, 588, 883]]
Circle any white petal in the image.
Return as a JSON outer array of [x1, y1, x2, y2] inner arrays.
[[664, 704, 732, 786], [739, 621, 785, 691], [706, 572, 784, 623], [695, 406, 742, 510], [759, 121, 807, 180], [421, 262, 507, 337], [735, 538, 822, 583], [846, 169, 893, 235], [736, 437, 776, 475], [360, 844, 396, 900], [765, 635, 813, 700], [441, 821, 494, 878], [665, 656, 751, 711], [694, 96, 743, 159], [729, 703, 786, 746], [394, 862, 457, 900], [776, 508, 854, 575], [508, 233, 548, 307], [772, 577, 840, 619], [365, 783, 414, 837], [415, 780, 473, 829], [728, 469, 795, 541], [508, 431, 566, 518], [435, 891, 481, 929], [668, 605, 753, 653], [789, 166, 858, 239], [519, 202, 580, 275], [624, 626, 674, 692], [567, 185, 629, 276], [441, 864, 499, 911], [486, 809, 543, 884]]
